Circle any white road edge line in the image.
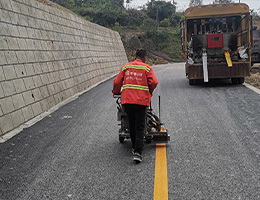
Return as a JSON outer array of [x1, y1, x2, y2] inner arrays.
[[0, 74, 117, 143], [243, 83, 260, 95]]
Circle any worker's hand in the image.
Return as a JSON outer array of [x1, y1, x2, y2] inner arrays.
[[112, 90, 121, 95]]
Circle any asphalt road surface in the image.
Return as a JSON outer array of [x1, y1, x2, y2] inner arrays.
[[1, 63, 260, 200]]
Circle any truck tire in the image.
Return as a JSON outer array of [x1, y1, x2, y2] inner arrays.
[[231, 78, 238, 84], [238, 77, 245, 84], [189, 79, 196, 85]]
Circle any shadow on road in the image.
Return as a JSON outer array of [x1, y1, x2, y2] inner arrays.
[[189, 79, 243, 88]]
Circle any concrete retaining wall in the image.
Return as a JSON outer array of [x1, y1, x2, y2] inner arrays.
[[0, 0, 127, 137]]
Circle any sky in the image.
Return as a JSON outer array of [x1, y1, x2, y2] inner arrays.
[[126, 0, 260, 13]]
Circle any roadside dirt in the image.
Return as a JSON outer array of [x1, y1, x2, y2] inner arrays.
[[245, 64, 260, 89], [126, 49, 169, 66]]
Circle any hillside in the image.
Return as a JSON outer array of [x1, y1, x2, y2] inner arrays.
[[117, 28, 183, 65]]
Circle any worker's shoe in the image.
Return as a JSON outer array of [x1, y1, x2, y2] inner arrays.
[[133, 152, 142, 163]]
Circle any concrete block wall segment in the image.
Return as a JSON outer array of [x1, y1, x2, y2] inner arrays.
[[12, 93, 26, 109], [21, 105, 34, 122], [0, 0, 127, 137], [11, 109, 25, 128], [0, 114, 14, 133], [0, 84, 4, 98], [0, 97, 15, 114]]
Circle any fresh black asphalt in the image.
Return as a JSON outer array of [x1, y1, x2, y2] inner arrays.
[[1, 63, 260, 199]]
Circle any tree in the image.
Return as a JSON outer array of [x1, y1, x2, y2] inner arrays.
[[213, 0, 233, 4], [146, 1, 176, 22], [170, 12, 183, 27], [126, 36, 141, 56], [50, 0, 127, 26], [252, 10, 260, 21], [127, 9, 148, 27], [140, 18, 157, 31], [125, 0, 133, 9], [189, 0, 203, 7], [50, 0, 183, 28], [160, 18, 171, 28]]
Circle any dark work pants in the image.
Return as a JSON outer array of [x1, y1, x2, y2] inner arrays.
[[123, 104, 146, 154]]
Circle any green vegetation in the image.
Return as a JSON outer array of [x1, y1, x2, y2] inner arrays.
[[49, 0, 184, 62], [145, 28, 181, 58], [48, 0, 260, 63], [50, 0, 179, 27]]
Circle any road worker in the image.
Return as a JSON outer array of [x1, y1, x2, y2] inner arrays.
[[112, 48, 158, 163]]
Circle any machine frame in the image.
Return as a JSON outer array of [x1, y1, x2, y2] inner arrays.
[[114, 95, 170, 143]]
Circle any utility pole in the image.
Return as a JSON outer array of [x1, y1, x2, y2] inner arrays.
[[172, 0, 176, 14], [156, 7, 159, 27]]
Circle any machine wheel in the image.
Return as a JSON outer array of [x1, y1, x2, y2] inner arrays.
[[119, 136, 125, 143], [238, 77, 245, 84], [148, 112, 161, 132], [145, 137, 152, 144]]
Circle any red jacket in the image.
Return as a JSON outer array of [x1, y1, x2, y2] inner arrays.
[[112, 59, 158, 106]]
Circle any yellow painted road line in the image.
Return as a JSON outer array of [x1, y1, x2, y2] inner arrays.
[[154, 143, 168, 200]]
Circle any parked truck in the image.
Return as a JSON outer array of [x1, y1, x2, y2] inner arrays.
[[181, 3, 252, 85], [251, 27, 260, 65]]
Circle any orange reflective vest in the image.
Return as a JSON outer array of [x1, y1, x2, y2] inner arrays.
[[112, 59, 159, 106]]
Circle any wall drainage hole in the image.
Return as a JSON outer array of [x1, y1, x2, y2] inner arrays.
[[32, 94, 34, 98]]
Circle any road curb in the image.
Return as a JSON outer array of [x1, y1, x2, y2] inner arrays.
[[243, 83, 260, 95], [0, 74, 117, 143]]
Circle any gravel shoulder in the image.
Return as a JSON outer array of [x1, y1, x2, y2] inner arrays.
[[245, 64, 260, 89]]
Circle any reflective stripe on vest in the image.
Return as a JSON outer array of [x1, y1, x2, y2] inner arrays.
[[122, 65, 150, 72], [122, 84, 149, 91]]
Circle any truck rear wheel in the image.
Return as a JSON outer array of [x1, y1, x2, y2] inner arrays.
[[238, 77, 245, 84], [231, 78, 238, 84], [189, 79, 196, 85], [231, 78, 244, 84]]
